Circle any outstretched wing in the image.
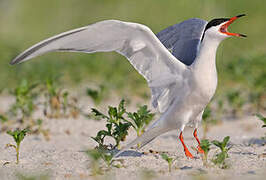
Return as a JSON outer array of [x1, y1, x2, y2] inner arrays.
[[10, 20, 187, 113], [157, 18, 207, 65]]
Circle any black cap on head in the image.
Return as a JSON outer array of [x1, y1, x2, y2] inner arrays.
[[201, 18, 229, 41], [204, 18, 230, 32], [201, 14, 246, 41]]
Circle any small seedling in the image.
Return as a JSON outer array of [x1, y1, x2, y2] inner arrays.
[[62, 91, 69, 115], [34, 119, 50, 141], [127, 105, 154, 148], [0, 114, 8, 132], [86, 148, 120, 175], [199, 139, 211, 167], [216, 99, 224, 119], [43, 77, 61, 118], [127, 105, 154, 137], [91, 99, 131, 149], [100, 151, 123, 169], [248, 72, 265, 112], [202, 106, 218, 139], [6, 128, 29, 164], [9, 79, 38, 123], [140, 169, 157, 180], [211, 136, 231, 169], [42, 77, 81, 119], [226, 90, 245, 117], [255, 113, 266, 128], [16, 173, 50, 180], [0, 114, 8, 123], [86, 149, 103, 175], [86, 84, 107, 105], [160, 153, 175, 172]]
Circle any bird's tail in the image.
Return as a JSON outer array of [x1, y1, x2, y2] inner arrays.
[[114, 124, 171, 158]]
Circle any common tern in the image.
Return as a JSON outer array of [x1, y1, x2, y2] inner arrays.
[[10, 14, 246, 158]]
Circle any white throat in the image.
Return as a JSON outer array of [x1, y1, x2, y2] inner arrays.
[[191, 35, 224, 99], [192, 35, 222, 71]]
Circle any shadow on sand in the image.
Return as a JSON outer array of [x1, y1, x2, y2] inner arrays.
[[114, 150, 144, 158]]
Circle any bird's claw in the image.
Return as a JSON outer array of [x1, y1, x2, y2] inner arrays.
[[184, 148, 194, 159], [197, 145, 205, 154]]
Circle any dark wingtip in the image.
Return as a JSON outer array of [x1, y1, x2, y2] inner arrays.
[[236, 14, 246, 18], [239, 34, 247, 38], [9, 59, 18, 65]]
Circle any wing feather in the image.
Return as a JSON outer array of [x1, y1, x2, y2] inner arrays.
[[157, 18, 207, 65], [11, 20, 188, 113]]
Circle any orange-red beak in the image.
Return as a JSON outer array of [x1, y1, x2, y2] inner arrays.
[[219, 14, 246, 37]]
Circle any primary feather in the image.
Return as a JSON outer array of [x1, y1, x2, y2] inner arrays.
[[11, 20, 187, 114]]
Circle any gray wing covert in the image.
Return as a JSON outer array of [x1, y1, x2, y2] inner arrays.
[[157, 18, 207, 65]]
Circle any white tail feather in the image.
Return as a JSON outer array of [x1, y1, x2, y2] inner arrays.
[[114, 124, 171, 158]]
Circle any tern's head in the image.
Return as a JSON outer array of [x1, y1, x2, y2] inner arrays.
[[202, 14, 246, 42]]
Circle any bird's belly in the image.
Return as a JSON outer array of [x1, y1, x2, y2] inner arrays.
[[163, 73, 217, 129], [195, 70, 218, 102], [169, 86, 215, 129]]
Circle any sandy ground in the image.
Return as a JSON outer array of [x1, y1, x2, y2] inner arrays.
[[0, 96, 265, 180]]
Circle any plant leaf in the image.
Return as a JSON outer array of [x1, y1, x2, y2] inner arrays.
[[200, 139, 211, 153], [7, 129, 29, 145], [86, 149, 102, 161], [91, 108, 109, 119], [212, 140, 222, 148], [222, 136, 230, 148], [118, 99, 126, 116], [256, 113, 266, 124], [0, 115, 8, 122], [212, 152, 227, 165], [161, 153, 169, 160]]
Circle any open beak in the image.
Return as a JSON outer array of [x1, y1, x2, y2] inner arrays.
[[219, 14, 247, 37]]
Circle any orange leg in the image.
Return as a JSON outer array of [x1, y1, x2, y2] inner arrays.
[[179, 131, 194, 159], [193, 129, 204, 154]]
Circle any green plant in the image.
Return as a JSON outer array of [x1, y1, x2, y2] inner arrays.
[[86, 149, 103, 175], [127, 105, 154, 137], [199, 139, 211, 167], [91, 99, 131, 150], [216, 99, 224, 119], [86, 148, 120, 175], [211, 136, 231, 169], [248, 72, 266, 112], [255, 113, 266, 128], [43, 77, 81, 119], [160, 153, 175, 172], [6, 128, 29, 164], [0, 114, 8, 123], [16, 173, 50, 180], [0, 114, 8, 132], [140, 169, 157, 180], [86, 84, 107, 105], [202, 106, 218, 139], [33, 119, 50, 141], [226, 90, 245, 117], [62, 91, 69, 115], [43, 77, 61, 118], [9, 79, 38, 123]]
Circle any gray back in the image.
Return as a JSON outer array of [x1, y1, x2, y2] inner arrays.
[[157, 18, 207, 65]]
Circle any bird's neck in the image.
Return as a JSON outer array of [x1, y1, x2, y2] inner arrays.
[[192, 36, 221, 74], [191, 36, 222, 99]]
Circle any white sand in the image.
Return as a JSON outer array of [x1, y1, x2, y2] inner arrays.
[[0, 96, 265, 180]]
